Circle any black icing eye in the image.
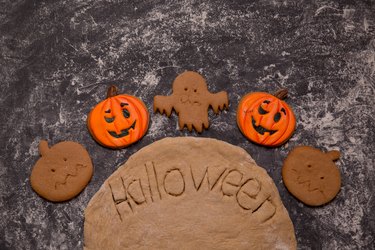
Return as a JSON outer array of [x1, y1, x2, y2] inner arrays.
[[105, 116, 115, 123], [105, 109, 111, 113], [123, 109, 130, 118], [281, 108, 286, 115], [263, 100, 271, 104], [274, 112, 281, 122], [258, 105, 269, 114]]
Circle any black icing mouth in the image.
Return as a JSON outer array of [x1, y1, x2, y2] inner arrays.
[[251, 117, 277, 135], [108, 121, 136, 138]]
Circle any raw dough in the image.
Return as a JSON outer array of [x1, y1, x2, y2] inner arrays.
[[84, 137, 296, 249]]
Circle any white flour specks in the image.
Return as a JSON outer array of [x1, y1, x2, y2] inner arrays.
[[148, 115, 169, 138], [343, 9, 356, 20], [58, 105, 68, 125], [131, 70, 161, 101], [264, 64, 276, 70], [209, 120, 231, 132], [190, 9, 208, 32], [363, 17, 370, 32], [51, 231, 67, 249], [225, 59, 240, 79], [28, 138, 41, 156], [140, 71, 160, 87], [293, 29, 375, 248], [71, 76, 79, 86]]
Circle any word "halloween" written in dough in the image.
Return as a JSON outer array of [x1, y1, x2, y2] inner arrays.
[[108, 161, 276, 223]]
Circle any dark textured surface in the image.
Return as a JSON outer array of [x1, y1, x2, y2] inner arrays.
[[1, 0, 374, 249]]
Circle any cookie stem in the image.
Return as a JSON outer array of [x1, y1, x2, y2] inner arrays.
[[273, 89, 288, 100], [39, 140, 50, 156], [326, 150, 340, 161], [107, 85, 118, 98]]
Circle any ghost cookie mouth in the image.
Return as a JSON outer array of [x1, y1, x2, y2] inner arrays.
[[108, 121, 136, 138], [252, 117, 277, 135], [180, 95, 202, 106]]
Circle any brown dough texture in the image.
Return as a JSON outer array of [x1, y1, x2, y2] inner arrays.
[[30, 140, 93, 202], [84, 137, 296, 249], [282, 146, 341, 206], [154, 71, 228, 132]]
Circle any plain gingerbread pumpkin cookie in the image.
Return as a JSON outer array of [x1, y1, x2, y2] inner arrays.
[[84, 137, 296, 250], [282, 145, 341, 206], [30, 140, 93, 202]]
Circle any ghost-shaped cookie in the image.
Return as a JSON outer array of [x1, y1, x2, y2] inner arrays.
[[30, 140, 93, 202], [154, 71, 228, 132], [282, 146, 341, 206]]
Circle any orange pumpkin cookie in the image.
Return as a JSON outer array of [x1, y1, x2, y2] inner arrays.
[[282, 146, 341, 206], [30, 140, 93, 202], [237, 89, 296, 147], [154, 71, 228, 133], [87, 85, 149, 148]]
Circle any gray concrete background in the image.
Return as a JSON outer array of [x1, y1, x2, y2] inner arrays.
[[1, 0, 374, 249]]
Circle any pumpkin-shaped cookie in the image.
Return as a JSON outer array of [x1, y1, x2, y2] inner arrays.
[[87, 85, 149, 148], [282, 146, 341, 206], [237, 89, 296, 147], [30, 140, 93, 202]]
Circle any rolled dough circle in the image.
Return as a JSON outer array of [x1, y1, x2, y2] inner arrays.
[[84, 137, 296, 249]]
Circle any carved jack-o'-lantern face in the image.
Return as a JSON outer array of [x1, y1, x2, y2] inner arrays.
[[237, 89, 296, 147], [87, 85, 149, 148]]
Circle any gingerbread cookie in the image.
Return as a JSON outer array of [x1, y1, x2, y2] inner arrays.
[[30, 140, 93, 202], [87, 85, 149, 149], [154, 71, 228, 133], [84, 137, 296, 250], [282, 146, 341, 206], [237, 89, 296, 147]]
